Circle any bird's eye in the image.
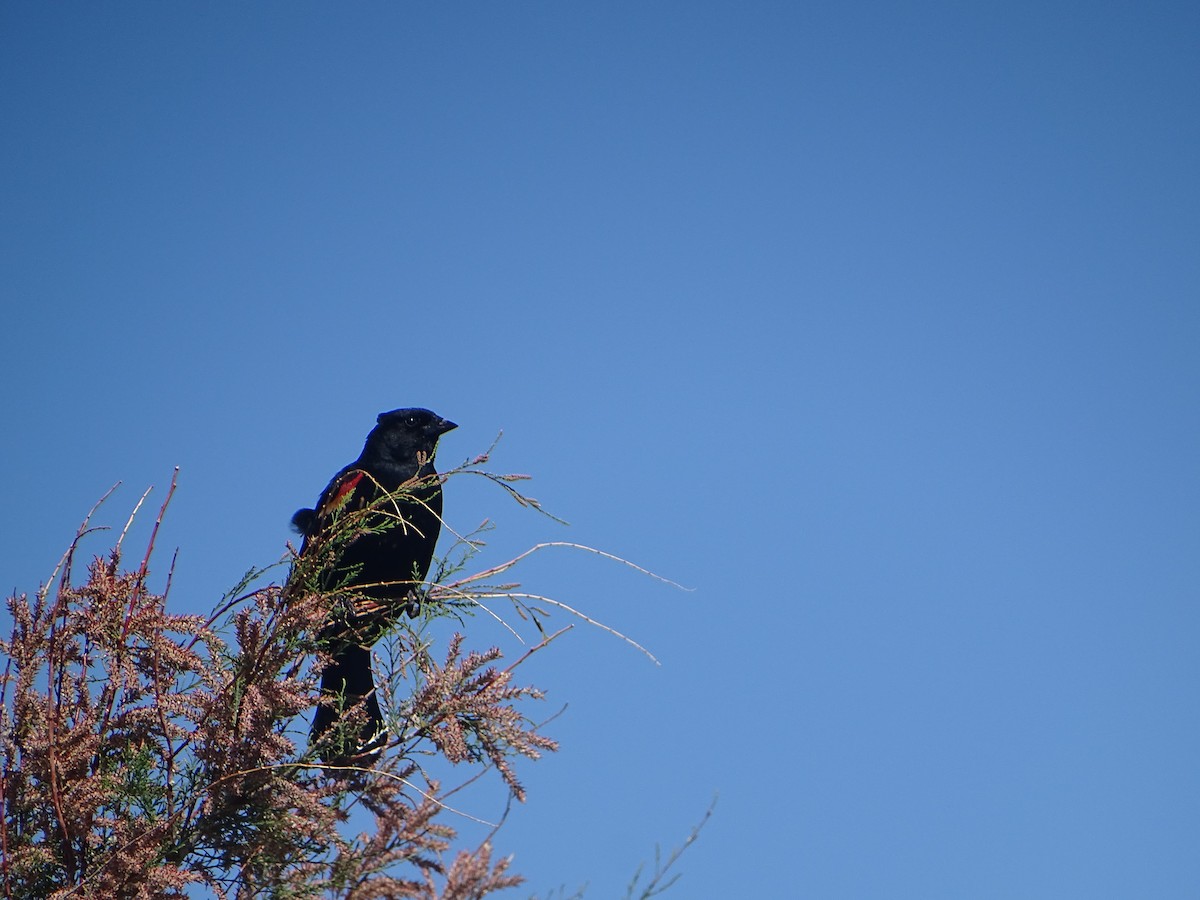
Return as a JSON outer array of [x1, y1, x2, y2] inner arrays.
[[407, 416, 418, 426]]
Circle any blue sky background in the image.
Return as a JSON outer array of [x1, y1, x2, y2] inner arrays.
[[3, 2, 1199, 896]]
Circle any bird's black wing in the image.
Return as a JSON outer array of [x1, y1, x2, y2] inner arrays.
[[297, 465, 442, 626], [296, 468, 392, 763], [297, 468, 377, 541]]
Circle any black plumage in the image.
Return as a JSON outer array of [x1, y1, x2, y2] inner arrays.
[[293, 407, 456, 764]]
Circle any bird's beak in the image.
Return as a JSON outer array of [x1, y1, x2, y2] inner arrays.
[[437, 418, 458, 435]]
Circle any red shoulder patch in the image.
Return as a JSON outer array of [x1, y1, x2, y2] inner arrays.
[[330, 470, 367, 509]]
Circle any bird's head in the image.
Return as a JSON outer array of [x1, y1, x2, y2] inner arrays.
[[364, 407, 457, 468]]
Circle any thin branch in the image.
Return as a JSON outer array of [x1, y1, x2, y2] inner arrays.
[[461, 590, 660, 666], [114, 485, 153, 557], [625, 798, 717, 900], [444, 541, 690, 593], [43, 481, 120, 604]]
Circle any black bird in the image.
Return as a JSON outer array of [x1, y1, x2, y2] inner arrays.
[[293, 407, 457, 764]]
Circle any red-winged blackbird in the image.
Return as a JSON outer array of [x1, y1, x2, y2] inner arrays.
[[292, 408, 457, 765]]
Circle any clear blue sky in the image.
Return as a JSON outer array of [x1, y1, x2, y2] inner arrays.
[[3, 2, 1199, 896]]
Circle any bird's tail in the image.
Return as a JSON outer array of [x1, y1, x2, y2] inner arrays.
[[310, 643, 387, 766]]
